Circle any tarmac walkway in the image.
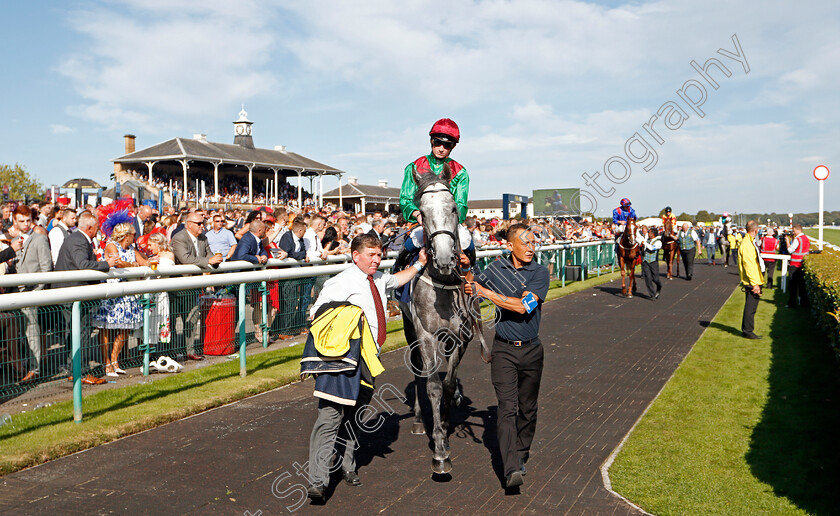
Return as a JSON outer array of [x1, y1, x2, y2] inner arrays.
[[0, 263, 740, 515]]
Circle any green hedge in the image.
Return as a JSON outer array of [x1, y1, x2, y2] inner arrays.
[[803, 247, 840, 358]]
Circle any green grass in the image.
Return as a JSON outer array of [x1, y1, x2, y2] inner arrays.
[[805, 227, 840, 246], [609, 288, 840, 515], [0, 270, 620, 476]]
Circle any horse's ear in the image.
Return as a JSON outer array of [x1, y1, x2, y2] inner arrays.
[[412, 164, 424, 186]]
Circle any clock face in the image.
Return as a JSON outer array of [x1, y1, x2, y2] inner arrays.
[[245, 125, 251, 135], [235, 124, 245, 135]]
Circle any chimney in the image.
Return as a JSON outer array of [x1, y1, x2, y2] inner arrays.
[[274, 145, 286, 152], [378, 179, 388, 188], [193, 133, 207, 142], [348, 176, 358, 186], [124, 134, 136, 154]]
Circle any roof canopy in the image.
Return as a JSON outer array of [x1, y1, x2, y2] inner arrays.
[[321, 182, 399, 201], [112, 137, 343, 176], [62, 178, 102, 189]]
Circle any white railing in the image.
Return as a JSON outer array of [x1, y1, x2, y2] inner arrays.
[[0, 240, 615, 290], [760, 253, 790, 292]]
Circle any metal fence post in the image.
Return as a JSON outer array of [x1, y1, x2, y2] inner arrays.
[[596, 244, 601, 277], [260, 281, 268, 348], [72, 301, 82, 423], [238, 283, 247, 377], [561, 249, 566, 288], [583, 246, 588, 281], [141, 294, 151, 376], [610, 242, 615, 273]]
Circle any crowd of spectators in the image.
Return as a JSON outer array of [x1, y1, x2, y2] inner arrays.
[[121, 168, 314, 207], [1, 192, 781, 388]]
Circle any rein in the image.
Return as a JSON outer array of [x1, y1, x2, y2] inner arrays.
[[417, 273, 462, 290]]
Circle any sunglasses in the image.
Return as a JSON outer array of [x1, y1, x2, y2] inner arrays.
[[432, 138, 455, 150]]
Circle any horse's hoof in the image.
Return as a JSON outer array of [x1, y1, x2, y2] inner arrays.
[[411, 422, 426, 435], [432, 458, 452, 474], [453, 392, 463, 407]]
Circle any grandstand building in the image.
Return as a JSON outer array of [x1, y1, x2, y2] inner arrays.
[[111, 108, 344, 207], [321, 177, 400, 214]]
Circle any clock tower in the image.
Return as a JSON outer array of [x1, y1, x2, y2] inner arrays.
[[233, 106, 254, 149]]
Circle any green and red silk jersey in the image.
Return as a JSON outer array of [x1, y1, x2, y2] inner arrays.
[[400, 154, 469, 223]]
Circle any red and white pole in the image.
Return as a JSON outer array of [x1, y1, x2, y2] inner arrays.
[[814, 165, 830, 251]]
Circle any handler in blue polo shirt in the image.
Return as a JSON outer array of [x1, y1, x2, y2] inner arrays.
[[464, 223, 549, 490]]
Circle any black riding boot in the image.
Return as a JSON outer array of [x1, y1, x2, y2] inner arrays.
[[394, 246, 414, 272]]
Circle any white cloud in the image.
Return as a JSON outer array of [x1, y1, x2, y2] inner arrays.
[[59, 1, 277, 131], [49, 124, 75, 134]]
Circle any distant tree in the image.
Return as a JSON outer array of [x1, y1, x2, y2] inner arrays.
[[676, 212, 692, 222], [696, 210, 712, 222], [0, 163, 44, 201]]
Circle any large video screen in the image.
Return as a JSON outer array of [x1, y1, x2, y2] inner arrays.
[[532, 188, 580, 216]]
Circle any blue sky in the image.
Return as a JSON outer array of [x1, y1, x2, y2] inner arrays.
[[2, 0, 838, 218]]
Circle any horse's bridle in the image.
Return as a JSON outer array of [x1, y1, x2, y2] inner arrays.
[[617, 221, 640, 251], [417, 184, 459, 260]]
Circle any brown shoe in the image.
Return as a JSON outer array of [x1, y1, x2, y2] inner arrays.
[[276, 334, 293, 340], [186, 353, 205, 361], [19, 371, 38, 384], [70, 374, 106, 385]]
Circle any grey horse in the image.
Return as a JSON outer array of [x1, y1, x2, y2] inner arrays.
[[399, 166, 489, 474]]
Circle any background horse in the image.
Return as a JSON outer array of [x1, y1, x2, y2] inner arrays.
[[718, 223, 731, 266], [661, 218, 680, 279], [399, 167, 487, 474], [616, 217, 641, 297]]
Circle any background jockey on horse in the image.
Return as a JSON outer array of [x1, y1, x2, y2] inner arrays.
[[612, 198, 637, 234], [396, 118, 475, 271], [661, 206, 677, 234], [718, 211, 733, 266]]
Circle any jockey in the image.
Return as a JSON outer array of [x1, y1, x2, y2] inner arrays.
[[661, 206, 677, 233], [400, 118, 470, 225], [719, 212, 732, 232], [611, 198, 637, 235], [397, 118, 473, 270]]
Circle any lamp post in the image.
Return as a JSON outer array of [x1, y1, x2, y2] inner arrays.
[[788, 212, 793, 228], [814, 165, 830, 251]]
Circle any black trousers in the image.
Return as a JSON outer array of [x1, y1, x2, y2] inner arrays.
[[742, 288, 761, 335], [788, 266, 809, 307], [491, 337, 544, 478], [764, 260, 776, 287], [641, 261, 661, 297], [680, 248, 696, 279]]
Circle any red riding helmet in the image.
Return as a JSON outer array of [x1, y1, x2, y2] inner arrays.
[[430, 118, 460, 143], [620, 198, 631, 207]]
